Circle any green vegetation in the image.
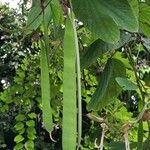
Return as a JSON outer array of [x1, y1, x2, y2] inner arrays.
[[0, 0, 150, 149]]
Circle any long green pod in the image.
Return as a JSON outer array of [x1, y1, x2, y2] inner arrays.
[[63, 14, 77, 150], [40, 40, 53, 132], [40, 12, 53, 132]]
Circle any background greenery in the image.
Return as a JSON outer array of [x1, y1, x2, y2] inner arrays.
[[0, 0, 150, 150]]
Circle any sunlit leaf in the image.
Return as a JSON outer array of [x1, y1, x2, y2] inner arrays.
[[14, 135, 24, 143], [14, 122, 24, 131]]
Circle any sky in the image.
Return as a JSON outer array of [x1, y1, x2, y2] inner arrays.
[[0, 0, 20, 8]]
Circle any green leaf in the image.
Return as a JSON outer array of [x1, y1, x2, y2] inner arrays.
[[28, 113, 36, 119], [139, 4, 150, 37], [43, 3, 52, 27], [15, 114, 25, 121], [14, 143, 24, 150], [27, 133, 36, 140], [63, 14, 77, 150], [142, 37, 150, 53], [26, 120, 35, 127], [25, 140, 34, 150], [72, 0, 120, 43], [14, 135, 24, 143], [87, 58, 126, 111], [14, 122, 24, 131], [98, 0, 138, 32], [19, 128, 25, 135], [81, 32, 132, 69], [114, 106, 132, 121], [27, 1, 52, 31], [27, 127, 36, 134], [128, 0, 139, 20], [27, 4, 43, 30], [27, 127, 36, 140], [72, 0, 138, 43], [116, 77, 138, 90]]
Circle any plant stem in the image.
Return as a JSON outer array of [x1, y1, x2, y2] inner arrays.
[[72, 13, 82, 150]]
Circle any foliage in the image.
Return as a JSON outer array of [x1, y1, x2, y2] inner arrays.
[[0, 0, 150, 150]]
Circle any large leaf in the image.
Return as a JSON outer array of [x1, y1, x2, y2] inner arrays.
[[72, 0, 138, 43], [81, 32, 132, 69], [72, 0, 120, 43], [27, 4, 43, 30], [128, 0, 139, 20], [63, 14, 77, 150], [139, 4, 150, 37], [98, 0, 138, 32], [87, 58, 126, 111], [27, 1, 52, 31]]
